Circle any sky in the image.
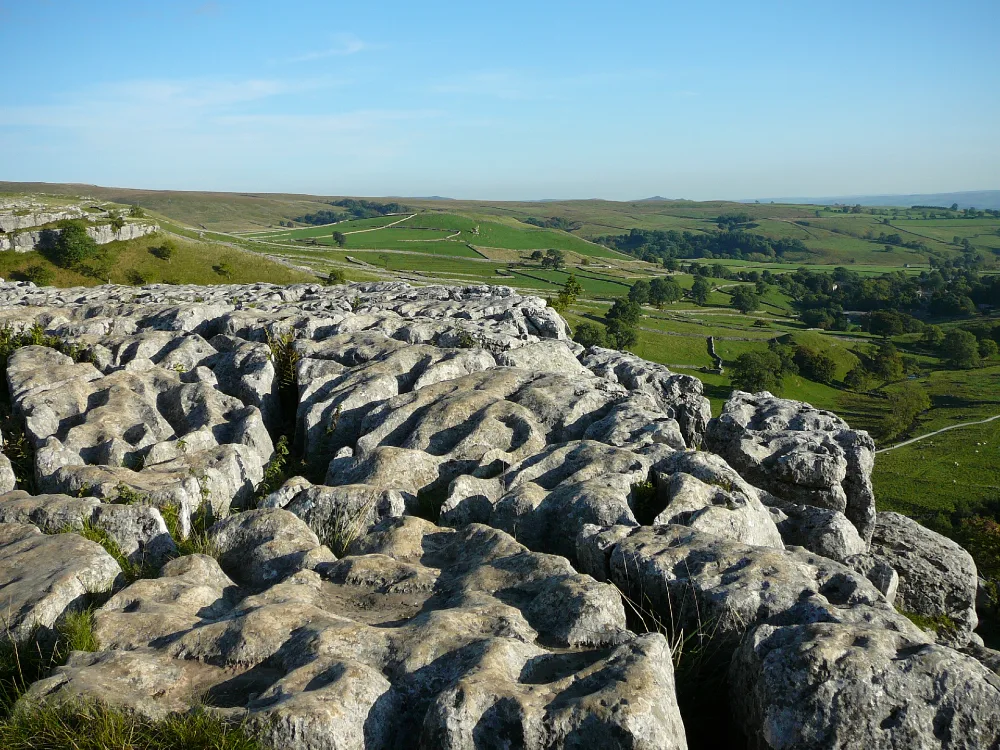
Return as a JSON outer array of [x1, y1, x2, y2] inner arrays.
[[1, 0, 998, 201]]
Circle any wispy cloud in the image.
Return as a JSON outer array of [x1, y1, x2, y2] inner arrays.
[[285, 33, 372, 64], [0, 75, 440, 185]]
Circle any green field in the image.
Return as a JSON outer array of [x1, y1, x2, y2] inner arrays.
[[4, 183, 1000, 541]]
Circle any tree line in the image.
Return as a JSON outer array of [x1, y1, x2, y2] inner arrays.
[[293, 200, 407, 226], [598, 227, 808, 262]]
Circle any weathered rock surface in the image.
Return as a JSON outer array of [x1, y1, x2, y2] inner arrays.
[[581, 346, 712, 447], [0, 279, 992, 749], [706, 390, 877, 542], [732, 621, 1000, 749], [0, 490, 176, 565], [870, 511, 979, 645], [26, 516, 687, 748], [651, 450, 784, 549], [576, 524, 921, 662], [0, 522, 121, 641]]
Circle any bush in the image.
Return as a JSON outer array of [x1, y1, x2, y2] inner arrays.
[[793, 346, 837, 384], [325, 268, 347, 285], [45, 220, 97, 269], [150, 241, 175, 262], [979, 339, 999, 360], [22, 265, 54, 286]]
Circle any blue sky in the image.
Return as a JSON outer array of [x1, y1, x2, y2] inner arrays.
[[1, 0, 997, 200]]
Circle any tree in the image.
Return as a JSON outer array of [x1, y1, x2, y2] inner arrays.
[[128, 204, 145, 218], [326, 268, 347, 285], [794, 346, 837, 384], [573, 322, 606, 348], [529, 250, 544, 261], [690, 277, 712, 305], [866, 311, 905, 338], [881, 382, 931, 441], [649, 277, 681, 308], [541, 249, 565, 269], [47, 220, 98, 269], [332, 231, 347, 247], [942, 329, 981, 369], [731, 287, 760, 314], [729, 350, 785, 393], [108, 211, 126, 238], [921, 325, 944, 349], [628, 280, 650, 305], [604, 297, 642, 350], [869, 341, 905, 382], [978, 338, 998, 360], [551, 273, 583, 313], [845, 365, 876, 392]]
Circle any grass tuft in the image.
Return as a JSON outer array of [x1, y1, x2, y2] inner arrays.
[[0, 701, 264, 750], [0, 611, 99, 716], [69, 522, 157, 584]]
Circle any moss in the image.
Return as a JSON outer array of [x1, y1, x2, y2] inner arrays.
[[898, 608, 959, 637], [161, 503, 219, 559]]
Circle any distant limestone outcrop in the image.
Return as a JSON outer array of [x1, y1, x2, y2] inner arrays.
[[0, 198, 157, 252]]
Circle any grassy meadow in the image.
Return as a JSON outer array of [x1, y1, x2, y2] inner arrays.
[[3, 184, 1000, 531]]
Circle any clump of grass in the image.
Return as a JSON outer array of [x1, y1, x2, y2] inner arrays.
[[0, 610, 99, 716], [630, 478, 661, 526], [112, 482, 147, 505], [316, 492, 379, 557], [251, 435, 290, 509], [0, 702, 264, 750], [612, 558, 744, 747], [69, 522, 157, 584], [161, 503, 219, 559], [265, 329, 299, 394]]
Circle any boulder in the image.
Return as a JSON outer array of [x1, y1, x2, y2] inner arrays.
[[651, 450, 784, 548], [581, 346, 712, 447], [208, 508, 336, 586], [870, 512, 978, 645], [0, 523, 121, 641], [732, 621, 1000, 749], [706, 391, 877, 542]]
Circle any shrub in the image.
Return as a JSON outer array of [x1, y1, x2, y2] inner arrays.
[[45, 220, 98, 269], [22, 265, 54, 286]]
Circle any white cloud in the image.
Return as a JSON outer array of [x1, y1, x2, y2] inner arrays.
[[0, 75, 443, 189], [285, 33, 371, 64]]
